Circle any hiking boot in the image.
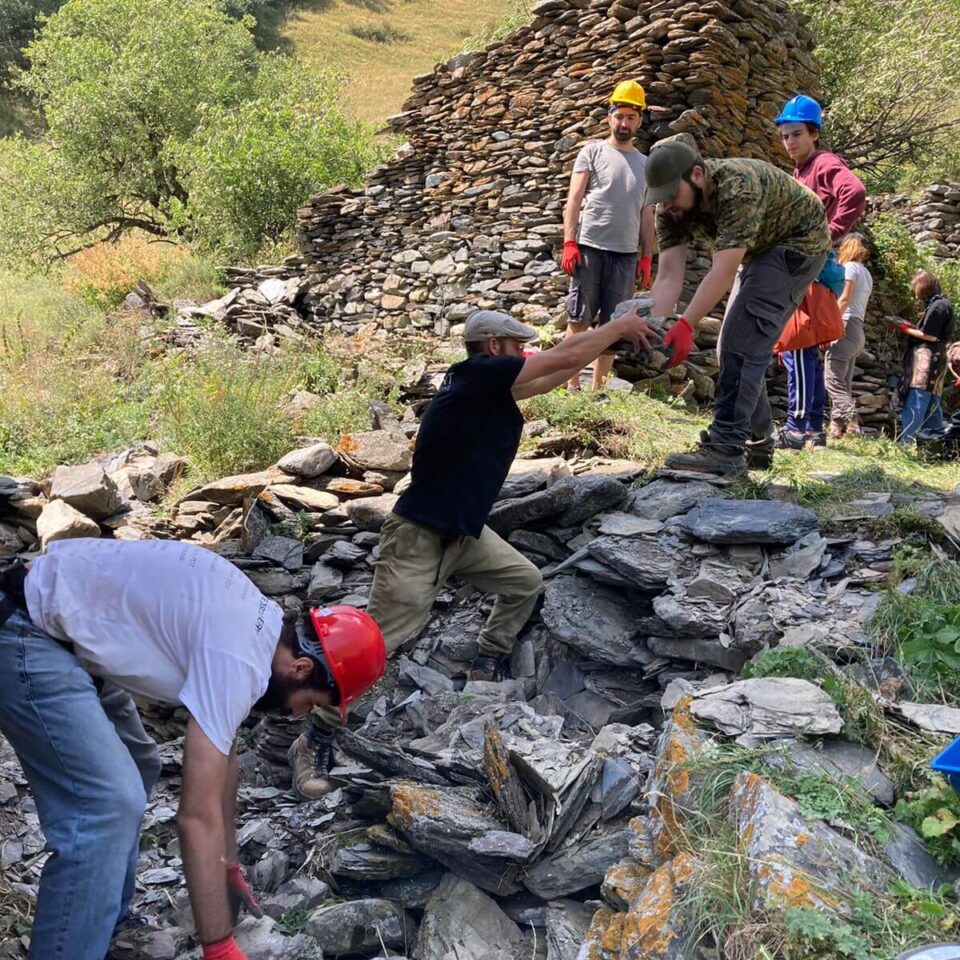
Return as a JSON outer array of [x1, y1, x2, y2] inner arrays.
[[287, 730, 335, 801], [808, 430, 827, 447], [745, 441, 774, 471], [776, 428, 807, 450], [468, 654, 508, 682], [828, 421, 845, 440], [664, 445, 747, 477]]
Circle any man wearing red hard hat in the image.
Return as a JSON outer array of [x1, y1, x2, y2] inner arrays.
[[0, 538, 385, 960]]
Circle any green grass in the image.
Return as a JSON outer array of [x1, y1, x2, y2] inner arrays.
[[279, 0, 512, 122], [675, 740, 959, 959]]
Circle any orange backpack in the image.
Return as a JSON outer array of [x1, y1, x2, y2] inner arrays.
[[774, 282, 845, 354]]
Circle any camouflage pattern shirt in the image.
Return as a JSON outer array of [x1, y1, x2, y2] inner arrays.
[[655, 158, 831, 263]]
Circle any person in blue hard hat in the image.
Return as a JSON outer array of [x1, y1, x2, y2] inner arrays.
[[772, 94, 866, 450]]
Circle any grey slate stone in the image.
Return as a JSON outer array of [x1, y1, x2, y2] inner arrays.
[[586, 535, 684, 591], [416, 874, 524, 960], [554, 475, 628, 526], [541, 576, 651, 667], [306, 561, 344, 603], [252, 536, 304, 572], [679, 498, 819, 545], [487, 481, 578, 536], [50, 462, 126, 520], [306, 899, 413, 957], [345, 494, 399, 532], [523, 822, 629, 898], [630, 478, 728, 521]]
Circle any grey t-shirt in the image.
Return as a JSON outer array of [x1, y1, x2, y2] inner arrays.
[[573, 140, 647, 254]]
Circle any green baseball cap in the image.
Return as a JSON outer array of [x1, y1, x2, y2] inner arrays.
[[644, 141, 699, 204]]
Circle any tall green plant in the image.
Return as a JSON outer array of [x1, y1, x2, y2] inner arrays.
[[793, 0, 960, 188]]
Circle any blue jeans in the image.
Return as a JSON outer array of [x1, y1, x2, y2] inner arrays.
[[0, 604, 161, 960], [899, 388, 945, 443]]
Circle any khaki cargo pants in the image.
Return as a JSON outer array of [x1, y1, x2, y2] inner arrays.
[[311, 512, 543, 731]]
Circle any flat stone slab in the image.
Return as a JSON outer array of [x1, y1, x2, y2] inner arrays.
[[417, 874, 524, 960], [586, 536, 684, 591], [630, 478, 729, 521], [679, 498, 819, 545], [541, 576, 650, 667], [339, 430, 412, 472], [277, 442, 338, 478], [50, 462, 126, 520], [689, 678, 842, 744], [729, 771, 893, 913]]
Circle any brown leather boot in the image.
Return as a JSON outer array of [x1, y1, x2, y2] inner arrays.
[[287, 731, 335, 801]]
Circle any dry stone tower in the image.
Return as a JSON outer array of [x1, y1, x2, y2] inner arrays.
[[295, 0, 818, 339]]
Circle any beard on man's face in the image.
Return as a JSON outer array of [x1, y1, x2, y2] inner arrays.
[[253, 670, 303, 715], [670, 180, 705, 226], [613, 127, 634, 142]]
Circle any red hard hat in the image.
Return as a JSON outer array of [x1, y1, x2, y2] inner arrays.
[[309, 606, 386, 719]]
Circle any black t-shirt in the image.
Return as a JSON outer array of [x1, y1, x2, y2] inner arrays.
[[394, 354, 525, 538], [919, 294, 955, 342]]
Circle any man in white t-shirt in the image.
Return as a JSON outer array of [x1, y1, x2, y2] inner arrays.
[[0, 538, 385, 960], [560, 78, 656, 391]]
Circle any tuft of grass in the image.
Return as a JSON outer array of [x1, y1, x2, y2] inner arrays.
[[520, 389, 705, 464], [349, 22, 411, 42], [153, 337, 299, 480], [61, 236, 193, 308]]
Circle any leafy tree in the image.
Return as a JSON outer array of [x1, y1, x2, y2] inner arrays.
[[793, 0, 960, 187], [175, 57, 386, 258], [0, 0, 382, 266]]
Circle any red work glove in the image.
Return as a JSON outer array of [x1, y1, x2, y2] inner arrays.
[[662, 316, 694, 368], [227, 864, 263, 919], [203, 936, 248, 960], [894, 320, 914, 333], [637, 255, 653, 288], [561, 240, 583, 275]]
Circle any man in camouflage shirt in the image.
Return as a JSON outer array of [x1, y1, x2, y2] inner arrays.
[[647, 140, 831, 475]]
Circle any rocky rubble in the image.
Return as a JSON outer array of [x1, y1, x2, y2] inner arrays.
[[903, 180, 960, 260], [4, 409, 960, 957]]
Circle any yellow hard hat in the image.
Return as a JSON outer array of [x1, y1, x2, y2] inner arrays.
[[609, 79, 646, 111]]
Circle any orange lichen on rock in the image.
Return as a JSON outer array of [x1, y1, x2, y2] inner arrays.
[[578, 907, 625, 960], [619, 852, 698, 960], [389, 784, 443, 826], [602, 859, 651, 909]]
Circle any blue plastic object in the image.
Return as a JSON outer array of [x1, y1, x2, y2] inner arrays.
[[775, 94, 823, 128], [930, 734, 960, 794]]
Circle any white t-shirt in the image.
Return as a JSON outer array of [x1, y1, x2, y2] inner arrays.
[[25, 539, 283, 755], [842, 261, 873, 320]]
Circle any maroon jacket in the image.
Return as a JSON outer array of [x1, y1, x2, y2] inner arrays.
[[794, 150, 866, 242]]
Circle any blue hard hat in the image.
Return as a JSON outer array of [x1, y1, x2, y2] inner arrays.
[[775, 94, 823, 128]]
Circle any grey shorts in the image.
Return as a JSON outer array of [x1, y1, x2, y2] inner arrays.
[[564, 245, 636, 329]]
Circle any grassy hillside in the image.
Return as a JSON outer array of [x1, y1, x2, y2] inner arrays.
[[280, 0, 511, 122]]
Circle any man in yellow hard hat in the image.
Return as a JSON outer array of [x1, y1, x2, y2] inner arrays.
[[560, 79, 656, 390]]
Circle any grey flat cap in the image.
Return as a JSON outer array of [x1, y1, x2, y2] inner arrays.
[[463, 310, 538, 342]]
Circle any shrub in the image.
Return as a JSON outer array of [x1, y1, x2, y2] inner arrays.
[[175, 57, 389, 258], [792, 0, 960, 188], [154, 337, 298, 480], [349, 23, 411, 42]]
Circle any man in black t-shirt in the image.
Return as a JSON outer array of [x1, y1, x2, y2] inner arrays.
[[370, 307, 660, 682], [288, 306, 659, 799]]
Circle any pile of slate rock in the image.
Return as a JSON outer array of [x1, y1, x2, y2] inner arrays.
[[4, 414, 959, 958]]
